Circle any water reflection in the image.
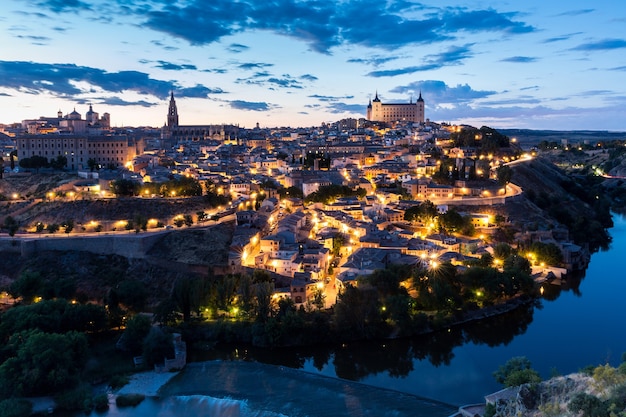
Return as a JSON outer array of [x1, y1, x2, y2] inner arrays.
[[191, 301, 538, 382]]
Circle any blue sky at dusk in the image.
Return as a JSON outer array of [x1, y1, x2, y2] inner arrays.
[[1, 0, 625, 130]]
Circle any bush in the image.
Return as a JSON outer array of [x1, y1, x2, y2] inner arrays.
[[93, 393, 109, 411], [55, 384, 92, 412], [109, 374, 130, 389], [0, 399, 32, 417], [115, 393, 145, 407]]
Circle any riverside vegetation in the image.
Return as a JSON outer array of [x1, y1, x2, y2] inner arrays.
[[0, 131, 623, 416]]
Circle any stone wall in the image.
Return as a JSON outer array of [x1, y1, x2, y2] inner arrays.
[[0, 231, 166, 259]]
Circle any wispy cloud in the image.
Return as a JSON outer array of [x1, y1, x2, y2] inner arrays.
[[500, 56, 538, 63], [391, 80, 497, 103], [229, 100, 272, 111], [31, 0, 92, 13], [227, 43, 249, 53], [554, 9, 594, 17], [367, 44, 473, 77], [571, 38, 626, 51]]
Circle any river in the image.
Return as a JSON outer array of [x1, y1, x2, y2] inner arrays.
[[78, 214, 626, 416]]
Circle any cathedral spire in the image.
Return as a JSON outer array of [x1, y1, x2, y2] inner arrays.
[[167, 90, 179, 128]]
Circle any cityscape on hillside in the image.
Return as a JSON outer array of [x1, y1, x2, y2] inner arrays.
[[0, 92, 590, 309], [1, 90, 624, 417]]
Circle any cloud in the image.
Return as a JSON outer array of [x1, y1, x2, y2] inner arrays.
[[542, 33, 582, 43], [554, 9, 595, 17], [35, 0, 534, 54], [227, 43, 249, 53], [150, 40, 179, 51], [153, 61, 198, 71], [299, 74, 318, 82], [348, 56, 401, 67], [15, 35, 51, 45], [97, 97, 156, 107], [229, 100, 272, 111], [571, 38, 626, 51], [31, 0, 91, 13], [367, 44, 474, 77], [325, 102, 365, 114], [236, 71, 314, 89], [390, 80, 497, 103], [500, 56, 538, 63], [309, 94, 354, 102], [0, 60, 218, 99], [238, 62, 274, 70]]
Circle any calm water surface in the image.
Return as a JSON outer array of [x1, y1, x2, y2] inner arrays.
[[79, 214, 626, 416]]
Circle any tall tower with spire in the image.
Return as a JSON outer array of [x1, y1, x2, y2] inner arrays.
[[167, 91, 179, 128]]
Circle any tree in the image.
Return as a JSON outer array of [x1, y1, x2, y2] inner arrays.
[[8, 271, 42, 304], [62, 219, 74, 234], [87, 158, 98, 172], [333, 285, 382, 340], [496, 165, 513, 194], [3, 216, 19, 237], [110, 179, 140, 196], [116, 280, 148, 312], [142, 327, 174, 368], [493, 356, 541, 387], [0, 330, 88, 397], [19, 155, 48, 172], [254, 281, 275, 323], [122, 314, 152, 354], [49, 155, 67, 170], [9, 150, 17, 170]]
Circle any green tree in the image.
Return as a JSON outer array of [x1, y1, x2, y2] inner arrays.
[[496, 165, 513, 194], [142, 328, 174, 368], [3, 216, 19, 237], [121, 314, 152, 354], [87, 158, 98, 172], [116, 280, 148, 312], [0, 398, 32, 417], [333, 285, 382, 340], [254, 281, 275, 323], [8, 271, 42, 304], [49, 155, 67, 170], [62, 219, 74, 234], [110, 179, 140, 196], [0, 330, 88, 397], [493, 356, 541, 388]]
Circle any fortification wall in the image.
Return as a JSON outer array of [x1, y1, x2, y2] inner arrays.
[[0, 232, 166, 259]]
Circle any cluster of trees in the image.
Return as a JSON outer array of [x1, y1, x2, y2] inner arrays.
[[450, 126, 511, 152], [404, 201, 476, 235], [18, 155, 67, 172], [111, 176, 204, 197], [304, 184, 366, 205], [0, 265, 180, 411]]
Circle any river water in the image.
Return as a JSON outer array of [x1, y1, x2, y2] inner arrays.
[[79, 214, 626, 416]]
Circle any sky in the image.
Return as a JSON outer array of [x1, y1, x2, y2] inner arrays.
[[1, 0, 626, 131]]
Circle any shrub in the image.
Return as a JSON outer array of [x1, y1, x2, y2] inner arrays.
[[115, 393, 145, 407], [109, 374, 130, 390], [55, 384, 93, 412], [93, 393, 109, 411], [0, 399, 32, 417]]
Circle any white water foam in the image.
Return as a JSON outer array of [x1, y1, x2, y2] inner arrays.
[[169, 395, 291, 417]]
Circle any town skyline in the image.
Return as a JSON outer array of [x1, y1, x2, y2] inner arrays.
[[2, 1, 626, 130]]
